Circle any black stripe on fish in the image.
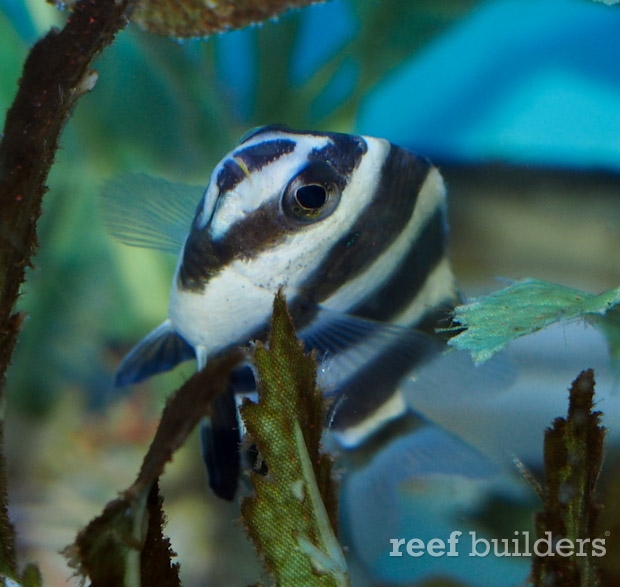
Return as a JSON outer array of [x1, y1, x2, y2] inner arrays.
[[201, 299, 455, 498], [179, 198, 284, 289], [239, 125, 368, 178], [216, 139, 297, 197], [295, 145, 431, 306], [350, 208, 448, 323], [338, 409, 427, 467], [216, 159, 247, 194], [233, 139, 297, 172], [308, 132, 368, 178]]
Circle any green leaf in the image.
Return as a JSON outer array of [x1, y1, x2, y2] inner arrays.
[[64, 490, 148, 587], [65, 482, 181, 587], [240, 292, 347, 586], [447, 278, 620, 364]]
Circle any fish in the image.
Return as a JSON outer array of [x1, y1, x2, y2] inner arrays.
[[104, 124, 499, 502]]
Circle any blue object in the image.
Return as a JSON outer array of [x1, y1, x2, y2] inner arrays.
[[357, 0, 620, 170]]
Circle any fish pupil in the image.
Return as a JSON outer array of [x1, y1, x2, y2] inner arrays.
[[282, 161, 341, 224], [296, 184, 327, 210]]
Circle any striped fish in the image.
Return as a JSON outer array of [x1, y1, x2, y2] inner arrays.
[[106, 124, 493, 502]]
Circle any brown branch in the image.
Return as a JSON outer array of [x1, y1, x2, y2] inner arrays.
[[0, 0, 135, 573], [532, 369, 605, 587], [133, 0, 322, 38], [0, 0, 134, 388], [65, 350, 243, 585]]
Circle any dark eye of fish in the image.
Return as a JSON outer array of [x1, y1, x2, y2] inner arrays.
[[282, 161, 341, 224], [296, 184, 327, 209]]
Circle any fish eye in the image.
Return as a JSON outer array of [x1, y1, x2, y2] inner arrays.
[[282, 162, 341, 224], [296, 184, 327, 210]]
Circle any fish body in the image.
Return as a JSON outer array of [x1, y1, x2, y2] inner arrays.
[[114, 125, 462, 498]]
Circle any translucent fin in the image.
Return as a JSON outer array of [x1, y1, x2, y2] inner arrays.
[[200, 390, 241, 501], [339, 422, 513, 584], [101, 173, 203, 253], [414, 322, 619, 466], [300, 309, 445, 436], [300, 309, 443, 395], [115, 320, 196, 386], [398, 348, 518, 461], [301, 307, 438, 355], [299, 308, 515, 446], [403, 347, 517, 409]]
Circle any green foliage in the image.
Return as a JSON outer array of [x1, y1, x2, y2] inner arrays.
[[20, 563, 43, 587], [66, 482, 180, 587], [448, 278, 620, 366], [66, 491, 147, 587], [532, 369, 605, 587], [241, 292, 347, 586]]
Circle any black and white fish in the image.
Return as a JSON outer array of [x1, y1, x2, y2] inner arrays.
[[105, 124, 499, 502]]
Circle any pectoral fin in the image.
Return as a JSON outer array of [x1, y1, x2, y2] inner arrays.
[[115, 319, 195, 386], [299, 309, 442, 434]]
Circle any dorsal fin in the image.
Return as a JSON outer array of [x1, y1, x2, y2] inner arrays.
[[102, 173, 201, 254]]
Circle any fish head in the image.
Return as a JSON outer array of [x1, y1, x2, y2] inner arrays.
[[176, 125, 438, 302]]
